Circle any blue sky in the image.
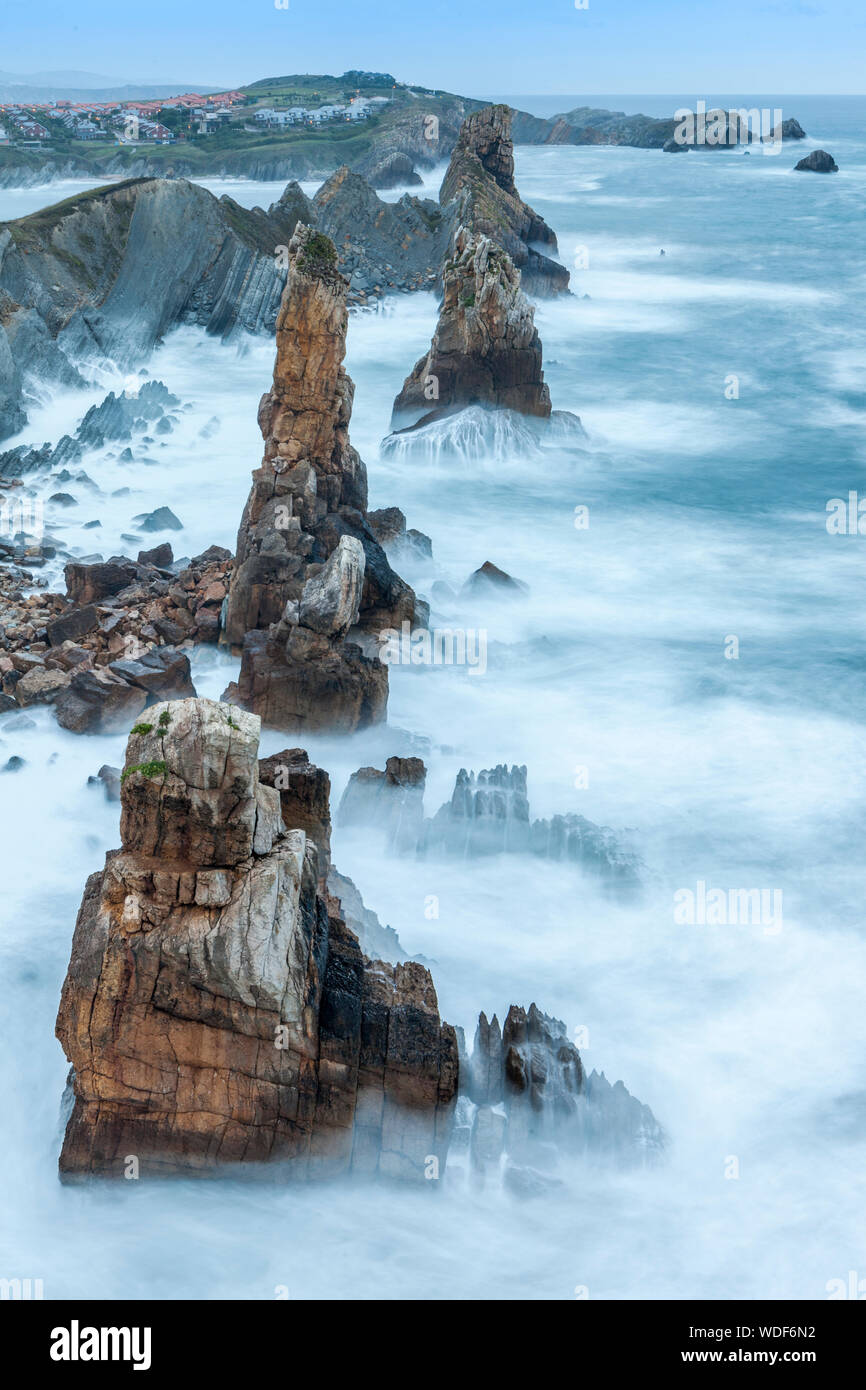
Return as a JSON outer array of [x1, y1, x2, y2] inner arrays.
[[1, 0, 863, 94]]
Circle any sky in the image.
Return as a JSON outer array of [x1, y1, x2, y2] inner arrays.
[[0, 0, 864, 95]]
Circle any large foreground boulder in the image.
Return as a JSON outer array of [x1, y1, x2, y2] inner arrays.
[[55, 698, 458, 1179]]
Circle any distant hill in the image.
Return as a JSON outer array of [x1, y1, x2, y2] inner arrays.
[[0, 69, 220, 102]]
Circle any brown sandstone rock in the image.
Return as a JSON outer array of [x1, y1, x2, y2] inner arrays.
[[55, 697, 457, 1179], [391, 226, 551, 429]]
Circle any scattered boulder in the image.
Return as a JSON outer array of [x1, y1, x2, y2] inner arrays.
[[54, 669, 148, 734], [87, 763, 121, 802], [458, 1004, 664, 1190], [137, 542, 173, 567], [46, 604, 99, 647], [794, 149, 838, 173], [338, 756, 427, 853], [461, 560, 528, 598], [134, 506, 183, 533], [14, 665, 71, 707]]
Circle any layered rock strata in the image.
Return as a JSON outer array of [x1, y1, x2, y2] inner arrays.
[[55, 697, 458, 1179], [0, 179, 308, 440]]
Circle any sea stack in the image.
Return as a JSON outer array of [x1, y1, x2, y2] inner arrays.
[[439, 104, 569, 297], [55, 698, 459, 1179], [224, 224, 421, 731], [390, 226, 551, 430]]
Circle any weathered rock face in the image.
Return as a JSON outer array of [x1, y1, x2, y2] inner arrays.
[[456, 1004, 663, 1190], [225, 223, 421, 733], [390, 227, 551, 430], [0, 179, 304, 440], [258, 746, 332, 881], [313, 166, 446, 301], [440, 105, 569, 297], [55, 697, 458, 1180]]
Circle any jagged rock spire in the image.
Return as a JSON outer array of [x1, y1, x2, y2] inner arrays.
[[440, 105, 569, 297], [391, 226, 551, 429]]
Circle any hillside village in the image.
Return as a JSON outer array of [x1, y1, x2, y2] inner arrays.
[[0, 81, 394, 149]]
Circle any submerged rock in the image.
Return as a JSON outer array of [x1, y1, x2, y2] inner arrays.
[[458, 1004, 663, 1190], [338, 756, 427, 852], [55, 697, 459, 1180], [339, 758, 642, 889]]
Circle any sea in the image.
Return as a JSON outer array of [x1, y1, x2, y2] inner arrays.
[[0, 95, 864, 1299]]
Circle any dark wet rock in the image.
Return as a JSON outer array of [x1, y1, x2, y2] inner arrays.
[[137, 542, 173, 567], [461, 560, 528, 597], [134, 506, 183, 533], [54, 668, 147, 734], [87, 763, 121, 802], [46, 604, 99, 646], [65, 558, 138, 605], [48, 493, 77, 507], [368, 506, 433, 560], [76, 382, 179, 448], [769, 117, 806, 141], [2, 754, 26, 772], [108, 647, 196, 701], [795, 149, 838, 173]]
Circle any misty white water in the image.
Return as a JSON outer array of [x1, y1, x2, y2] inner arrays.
[[2, 122, 866, 1298]]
